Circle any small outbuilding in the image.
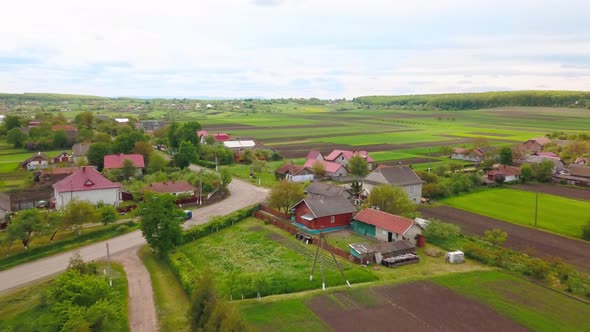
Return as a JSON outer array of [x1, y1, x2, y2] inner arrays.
[[352, 208, 423, 245], [275, 163, 314, 182]]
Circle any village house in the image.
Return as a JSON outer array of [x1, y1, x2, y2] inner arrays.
[[20, 152, 49, 171], [223, 140, 256, 150], [573, 157, 588, 166], [197, 130, 208, 144], [135, 120, 166, 132], [515, 154, 566, 173], [52, 167, 121, 209], [518, 137, 552, 153], [552, 165, 590, 187], [275, 163, 314, 182], [51, 124, 77, 142], [143, 180, 197, 196], [303, 159, 348, 177], [214, 133, 230, 142], [52, 151, 73, 164], [291, 195, 356, 230], [115, 118, 129, 125], [306, 150, 324, 162], [485, 165, 521, 183], [324, 149, 375, 170], [72, 143, 92, 163], [362, 165, 424, 203], [38, 167, 79, 185], [103, 153, 145, 176], [304, 182, 351, 200], [351, 208, 423, 245]]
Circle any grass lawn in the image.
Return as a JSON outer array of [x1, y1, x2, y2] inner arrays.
[[442, 188, 590, 239], [221, 159, 304, 188], [434, 271, 590, 332], [238, 298, 330, 332], [139, 246, 190, 332], [173, 218, 377, 299], [0, 263, 129, 332]]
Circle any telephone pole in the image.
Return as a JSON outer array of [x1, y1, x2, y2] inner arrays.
[[106, 243, 112, 287], [534, 192, 539, 227]]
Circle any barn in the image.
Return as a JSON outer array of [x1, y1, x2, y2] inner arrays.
[[351, 208, 423, 245], [291, 196, 356, 230]]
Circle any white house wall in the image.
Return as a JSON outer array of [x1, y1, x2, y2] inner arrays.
[[288, 174, 315, 182], [403, 225, 422, 245], [55, 188, 120, 209], [404, 184, 422, 203]]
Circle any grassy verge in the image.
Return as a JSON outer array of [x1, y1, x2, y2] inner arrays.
[[433, 270, 590, 332], [0, 222, 139, 271], [0, 263, 129, 331], [443, 188, 590, 238], [139, 246, 190, 332], [238, 298, 330, 332]]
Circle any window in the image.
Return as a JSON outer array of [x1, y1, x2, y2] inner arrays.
[[330, 216, 335, 223]]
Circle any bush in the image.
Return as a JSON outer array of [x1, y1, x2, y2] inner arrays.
[[193, 159, 217, 169], [582, 220, 590, 241], [422, 220, 462, 249]]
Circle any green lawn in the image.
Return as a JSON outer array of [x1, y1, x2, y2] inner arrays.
[[172, 218, 377, 299], [139, 246, 190, 332], [434, 271, 590, 332], [443, 188, 590, 239], [0, 263, 129, 332], [238, 298, 329, 332]]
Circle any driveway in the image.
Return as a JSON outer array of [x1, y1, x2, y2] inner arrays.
[[0, 178, 268, 294], [420, 206, 590, 273]]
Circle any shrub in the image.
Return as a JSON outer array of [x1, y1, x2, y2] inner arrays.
[[423, 220, 462, 249], [582, 220, 590, 241]]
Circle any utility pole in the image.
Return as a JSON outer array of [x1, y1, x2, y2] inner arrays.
[[534, 191, 539, 227], [106, 243, 112, 287], [199, 170, 203, 206]]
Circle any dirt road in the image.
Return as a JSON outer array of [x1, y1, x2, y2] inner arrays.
[[420, 206, 590, 273], [514, 183, 590, 201], [0, 178, 268, 294], [113, 249, 158, 332]]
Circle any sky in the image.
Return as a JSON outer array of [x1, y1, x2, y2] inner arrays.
[[1, 0, 590, 99]]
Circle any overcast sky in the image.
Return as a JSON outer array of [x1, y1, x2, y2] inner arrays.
[[1, 0, 590, 98]]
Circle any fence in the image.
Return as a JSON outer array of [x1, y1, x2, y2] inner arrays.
[[253, 206, 357, 263], [259, 205, 290, 220]]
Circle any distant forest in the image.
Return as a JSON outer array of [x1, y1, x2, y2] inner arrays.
[[353, 91, 590, 110]]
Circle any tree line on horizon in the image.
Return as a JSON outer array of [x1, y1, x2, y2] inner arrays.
[[353, 90, 590, 110]]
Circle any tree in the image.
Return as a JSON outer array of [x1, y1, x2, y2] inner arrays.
[[520, 163, 533, 182], [121, 158, 138, 180], [175, 140, 199, 169], [483, 228, 508, 246], [367, 184, 416, 217], [472, 137, 489, 148], [62, 200, 100, 234], [53, 130, 69, 148], [112, 131, 147, 154], [176, 121, 202, 146], [582, 220, 590, 241], [93, 132, 112, 143], [422, 219, 461, 245], [221, 168, 232, 190], [499, 146, 513, 165], [311, 160, 326, 178], [449, 161, 464, 173], [349, 180, 363, 197], [87, 142, 111, 170], [77, 128, 94, 142], [133, 141, 153, 166], [6, 209, 46, 249], [147, 153, 169, 173], [4, 115, 21, 130], [268, 180, 304, 213], [138, 193, 183, 254], [99, 205, 118, 226], [188, 271, 217, 332], [480, 158, 495, 170], [168, 122, 180, 149], [47, 210, 65, 241], [348, 154, 369, 177], [74, 111, 95, 130], [533, 159, 555, 182], [6, 128, 27, 148], [252, 159, 266, 174]]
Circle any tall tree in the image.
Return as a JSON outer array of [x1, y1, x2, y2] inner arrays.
[[175, 140, 199, 169], [53, 130, 69, 149], [367, 184, 416, 217], [138, 193, 183, 254], [520, 163, 533, 182], [268, 180, 304, 213], [147, 153, 169, 173], [167, 122, 180, 149], [133, 141, 153, 166], [121, 158, 138, 180], [311, 161, 326, 178], [6, 128, 27, 148], [533, 159, 555, 182], [86, 142, 111, 170], [74, 111, 94, 130], [99, 205, 118, 226], [348, 154, 369, 177], [499, 146, 513, 165], [4, 115, 22, 130], [112, 131, 147, 154], [176, 122, 202, 146], [188, 271, 217, 331], [77, 128, 93, 142], [5, 209, 46, 249]]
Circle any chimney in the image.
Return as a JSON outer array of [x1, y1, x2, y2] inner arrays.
[[82, 166, 86, 172]]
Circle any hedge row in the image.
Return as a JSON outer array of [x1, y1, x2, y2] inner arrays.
[[181, 205, 259, 244], [167, 251, 199, 295], [193, 159, 216, 169]]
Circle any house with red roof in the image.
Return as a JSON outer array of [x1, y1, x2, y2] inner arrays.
[[303, 159, 348, 177], [214, 133, 230, 142], [324, 150, 374, 170], [485, 165, 521, 183], [103, 153, 145, 177], [197, 130, 208, 144], [518, 137, 552, 153], [20, 152, 49, 171], [351, 208, 423, 245], [143, 180, 197, 196], [52, 151, 73, 164], [306, 150, 324, 162], [275, 163, 314, 182], [52, 167, 121, 209]]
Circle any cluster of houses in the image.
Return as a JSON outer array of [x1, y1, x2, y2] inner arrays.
[[451, 137, 590, 187]]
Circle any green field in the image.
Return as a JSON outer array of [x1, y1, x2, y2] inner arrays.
[[443, 188, 590, 238], [434, 271, 590, 332], [172, 218, 377, 299]]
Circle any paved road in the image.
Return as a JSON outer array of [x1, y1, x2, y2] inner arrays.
[[0, 178, 268, 294]]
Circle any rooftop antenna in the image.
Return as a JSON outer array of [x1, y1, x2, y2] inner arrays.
[[310, 231, 352, 291]]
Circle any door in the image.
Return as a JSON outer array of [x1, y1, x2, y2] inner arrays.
[[388, 232, 393, 242]]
